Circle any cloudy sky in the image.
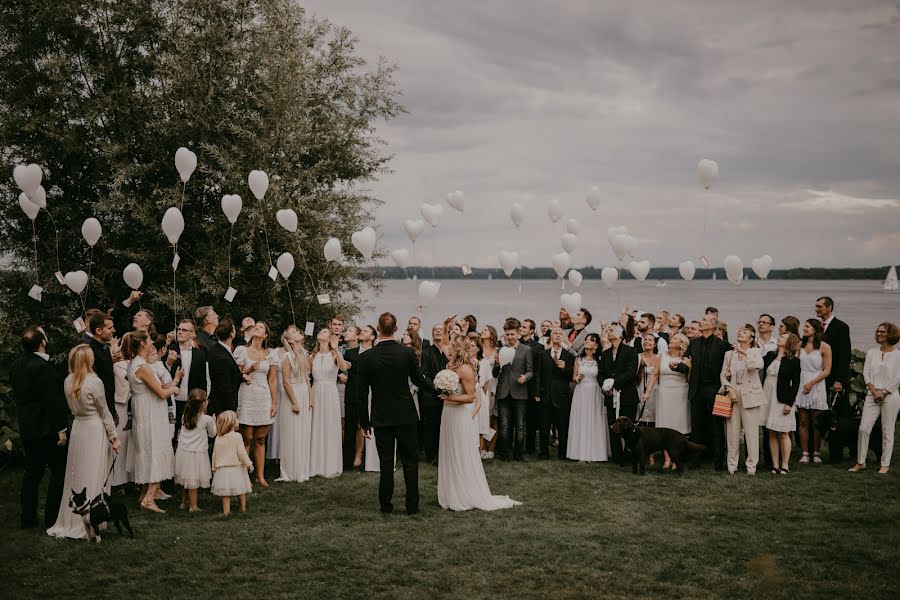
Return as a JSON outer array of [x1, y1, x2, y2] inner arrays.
[[301, 0, 900, 269]]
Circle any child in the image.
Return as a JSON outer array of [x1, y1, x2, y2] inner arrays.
[[174, 390, 217, 512], [211, 410, 253, 515]]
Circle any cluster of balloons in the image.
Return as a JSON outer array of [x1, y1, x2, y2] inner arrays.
[[14, 164, 46, 220]]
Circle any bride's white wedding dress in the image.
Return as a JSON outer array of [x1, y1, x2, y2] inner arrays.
[[438, 376, 521, 511]]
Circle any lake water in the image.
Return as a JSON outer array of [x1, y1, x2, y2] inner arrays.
[[357, 279, 898, 350]]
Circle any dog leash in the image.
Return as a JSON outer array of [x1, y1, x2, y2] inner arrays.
[[102, 454, 117, 490]]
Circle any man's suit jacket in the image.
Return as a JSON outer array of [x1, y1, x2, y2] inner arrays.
[[600, 343, 640, 407], [207, 342, 242, 415], [685, 335, 729, 406], [196, 329, 217, 354], [535, 347, 575, 408], [824, 317, 851, 387], [567, 328, 590, 355], [167, 343, 209, 397], [81, 333, 116, 417], [343, 346, 364, 412], [521, 337, 544, 399], [492, 343, 534, 400], [10, 353, 69, 442], [358, 340, 436, 429], [419, 343, 448, 408]]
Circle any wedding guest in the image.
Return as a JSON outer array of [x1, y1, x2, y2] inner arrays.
[[194, 306, 219, 353], [234, 322, 277, 486], [81, 312, 118, 421], [47, 344, 121, 538], [779, 316, 800, 337], [849, 322, 900, 474], [816, 297, 852, 416], [720, 325, 765, 475], [403, 329, 423, 418], [168, 319, 209, 441], [684, 315, 729, 470], [715, 321, 728, 342], [234, 317, 255, 349], [492, 318, 534, 461], [637, 313, 668, 354], [538, 320, 553, 348], [420, 323, 448, 465], [656, 311, 670, 339], [518, 319, 542, 455], [559, 308, 573, 331], [207, 319, 242, 416], [11, 327, 69, 529], [310, 328, 348, 478], [756, 314, 778, 355], [111, 352, 131, 487], [477, 327, 498, 458], [463, 315, 478, 336], [174, 390, 216, 511], [601, 323, 639, 466], [686, 320, 702, 341], [650, 332, 691, 469], [124, 330, 180, 512], [342, 326, 363, 470], [211, 411, 253, 515], [765, 333, 801, 474], [637, 333, 660, 427], [567, 309, 592, 354], [567, 333, 608, 462], [796, 319, 832, 465], [278, 327, 313, 482], [407, 316, 431, 349], [669, 313, 686, 337], [620, 314, 637, 348], [150, 334, 177, 442], [266, 336, 286, 462], [467, 332, 488, 445]]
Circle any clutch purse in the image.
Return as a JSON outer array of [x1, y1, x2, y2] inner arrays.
[[712, 393, 733, 418]]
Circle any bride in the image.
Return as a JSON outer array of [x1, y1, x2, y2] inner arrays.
[[438, 335, 521, 511]]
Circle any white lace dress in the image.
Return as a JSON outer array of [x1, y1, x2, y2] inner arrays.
[[567, 359, 609, 461], [309, 353, 343, 478], [795, 348, 827, 410], [277, 353, 312, 482], [267, 348, 284, 459], [655, 354, 691, 434], [127, 356, 174, 484], [234, 346, 274, 426]]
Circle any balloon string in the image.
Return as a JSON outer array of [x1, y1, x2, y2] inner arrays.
[[285, 279, 296, 324], [258, 197, 274, 271], [293, 237, 319, 296], [44, 208, 62, 275], [179, 181, 186, 212], [701, 191, 707, 260], [430, 229, 436, 280], [172, 244, 178, 330], [227, 224, 233, 289], [31, 221, 39, 284], [84, 246, 94, 303]]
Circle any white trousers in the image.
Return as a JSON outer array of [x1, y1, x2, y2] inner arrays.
[[858, 395, 900, 467], [726, 401, 760, 474]]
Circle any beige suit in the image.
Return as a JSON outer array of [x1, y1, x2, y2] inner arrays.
[[720, 347, 765, 474]]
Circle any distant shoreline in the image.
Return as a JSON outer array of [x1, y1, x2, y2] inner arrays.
[[365, 266, 896, 280]]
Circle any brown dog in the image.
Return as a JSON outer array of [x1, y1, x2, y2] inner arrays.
[[610, 417, 705, 475]]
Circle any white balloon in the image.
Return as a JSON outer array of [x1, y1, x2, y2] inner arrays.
[[498, 346, 516, 367], [248, 170, 269, 200], [568, 269, 583, 288], [723, 255, 744, 283], [221, 194, 242, 224], [13, 163, 42, 195], [551, 252, 571, 278], [18, 193, 39, 220], [445, 190, 465, 213], [623, 234, 638, 258], [123, 263, 143, 290], [698, 159, 719, 189], [276, 252, 295, 279], [81, 218, 102, 247], [751, 254, 773, 279], [498, 250, 519, 277], [547, 198, 564, 223], [64, 270, 88, 295], [403, 219, 426, 243], [610, 234, 629, 261], [276, 208, 298, 233], [560, 292, 582, 318], [420, 203, 443, 227], [510, 202, 526, 228], [418, 280, 441, 306], [586, 186, 601, 212], [390, 248, 410, 269], [628, 260, 651, 281], [679, 260, 696, 281], [161, 207, 185, 244], [174, 147, 197, 183], [601, 267, 619, 288], [324, 238, 342, 262], [561, 233, 578, 254], [565, 218, 581, 235], [28, 185, 46, 208], [606, 225, 628, 244], [351, 226, 376, 261]]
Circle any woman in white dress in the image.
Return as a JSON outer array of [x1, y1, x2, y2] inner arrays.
[[266, 344, 285, 461], [111, 357, 131, 487], [124, 330, 181, 512], [234, 321, 278, 487], [277, 326, 312, 482], [47, 345, 121, 539], [438, 336, 521, 512], [651, 333, 691, 469], [765, 333, 802, 474], [479, 325, 500, 458], [567, 333, 609, 462], [795, 319, 832, 465], [310, 327, 348, 478], [637, 333, 659, 427]]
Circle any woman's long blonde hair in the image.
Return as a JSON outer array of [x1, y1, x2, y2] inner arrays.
[[281, 326, 310, 380], [67, 344, 95, 400], [446, 336, 473, 371]]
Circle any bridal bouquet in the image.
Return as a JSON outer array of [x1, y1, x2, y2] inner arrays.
[[434, 369, 461, 396]]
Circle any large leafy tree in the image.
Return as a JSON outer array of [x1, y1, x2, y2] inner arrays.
[[0, 0, 400, 355]]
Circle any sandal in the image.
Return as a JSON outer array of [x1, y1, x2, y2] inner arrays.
[[799, 453, 809, 464], [140, 501, 166, 513], [813, 453, 822, 464], [848, 464, 866, 472], [878, 467, 889, 474], [771, 468, 779, 474], [779, 468, 789, 475]]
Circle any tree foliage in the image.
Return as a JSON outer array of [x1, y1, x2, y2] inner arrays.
[[0, 0, 401, 354]]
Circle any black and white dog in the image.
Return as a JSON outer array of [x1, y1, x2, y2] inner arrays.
[[69, 488, 133, 543]]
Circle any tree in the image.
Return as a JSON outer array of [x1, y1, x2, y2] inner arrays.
[[0, 0, 401, 355]]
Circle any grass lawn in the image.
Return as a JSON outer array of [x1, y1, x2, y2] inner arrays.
[[1, 436, 898, 600]]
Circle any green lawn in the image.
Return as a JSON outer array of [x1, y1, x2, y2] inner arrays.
[[1, 437, 898, 600]]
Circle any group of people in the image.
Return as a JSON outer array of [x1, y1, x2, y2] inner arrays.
[[12, 293, 899, 531]]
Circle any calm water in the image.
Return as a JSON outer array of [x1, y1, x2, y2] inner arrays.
[[357, 279, 899, 350]]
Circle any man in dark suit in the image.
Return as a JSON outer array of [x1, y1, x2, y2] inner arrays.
[[342, 325, 376, 469], [11, 326, 70, 529], [359, 313, 437, 515], [816, 296, 852, 416], [519, 318, 543, 455], [168, 318, 209, 436], [492, 319, 534, 461], [535, 328, 575, 459], [419, 322, 448, 465], [685, 315, 729, 469], [207, 319, 243, 416], [82, 311, 118, 422], [407, 316, 431, 349], [601, 323, 640, 466]]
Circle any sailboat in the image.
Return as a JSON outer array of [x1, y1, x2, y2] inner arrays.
[[884, 265, 899, 293]]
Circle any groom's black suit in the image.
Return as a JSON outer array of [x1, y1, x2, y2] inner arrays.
[[359, 339, 436, 514]]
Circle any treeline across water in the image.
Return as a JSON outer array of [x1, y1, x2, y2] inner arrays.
[[364, 266, 896, 280]]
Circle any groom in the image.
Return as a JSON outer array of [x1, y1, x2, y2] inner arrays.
[[359, 312, 436, 515]]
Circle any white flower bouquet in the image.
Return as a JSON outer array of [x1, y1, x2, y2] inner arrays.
[[434, 369, 461, 396]]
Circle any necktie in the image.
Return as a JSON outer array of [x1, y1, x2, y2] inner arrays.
[[822, 319, 828, 332], [552, 350, 558, 362]]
